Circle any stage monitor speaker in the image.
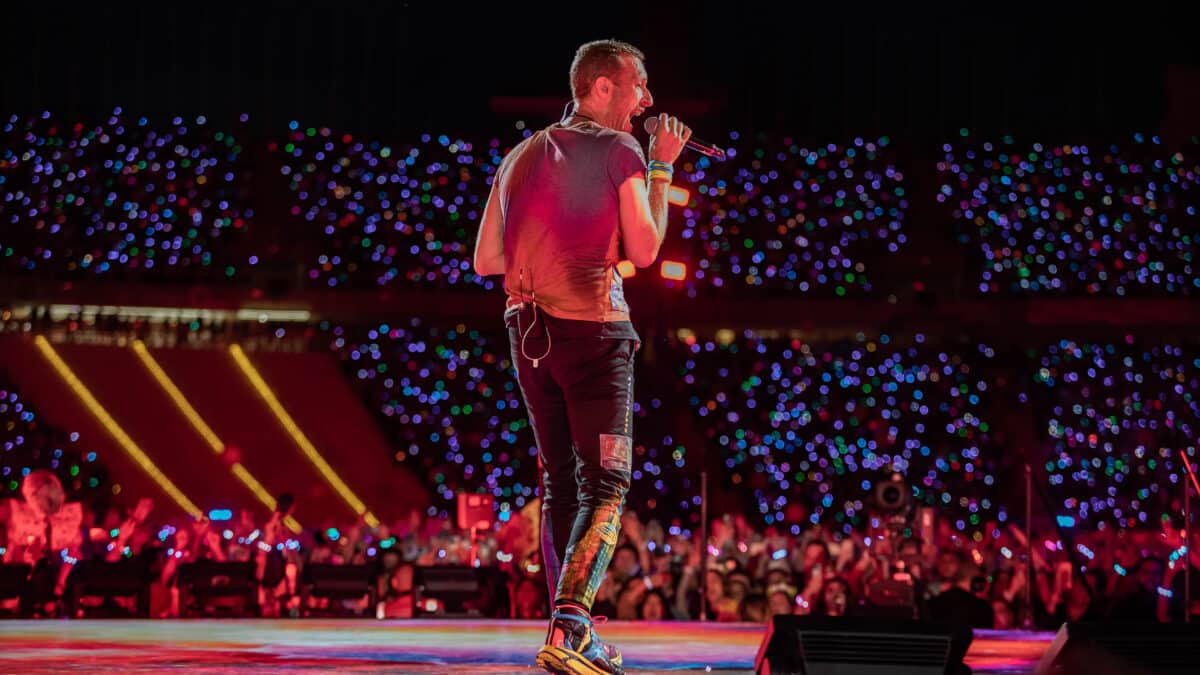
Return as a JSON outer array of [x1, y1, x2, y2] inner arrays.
[[301, 563, 377, 595], [755, 615, 968, 675], [178, 560, 257, 617], [415, 565, 481, 616], [302, 564, 376, 597], [178, 560, 257, 596], [300, 563, 377, 616], [0, 564, 31, 601], [1034, 621, 1200, 675], [67, 558, 152, 617]]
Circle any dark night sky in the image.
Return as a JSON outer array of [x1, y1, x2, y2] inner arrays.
[[2, 2, 1196, 140]]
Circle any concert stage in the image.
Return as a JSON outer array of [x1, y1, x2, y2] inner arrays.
[[0, 619, 1052, 673]]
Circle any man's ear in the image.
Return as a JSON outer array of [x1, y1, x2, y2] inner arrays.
[[594, 75, 613, 100]]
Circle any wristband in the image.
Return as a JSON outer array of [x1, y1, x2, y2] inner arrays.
[[647, 169, 672, 183], [647, 160, 674, 175]]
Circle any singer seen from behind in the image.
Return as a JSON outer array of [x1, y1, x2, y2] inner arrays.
[[472, 39, 690, 675]]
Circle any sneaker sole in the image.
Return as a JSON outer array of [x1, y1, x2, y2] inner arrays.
[[535, 645, 609, 675]]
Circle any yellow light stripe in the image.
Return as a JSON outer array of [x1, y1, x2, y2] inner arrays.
[[228, 344, 380, 528], [34, 335, 201, 518], [131, 340, 302, 534], [132, 341, 224, 450]]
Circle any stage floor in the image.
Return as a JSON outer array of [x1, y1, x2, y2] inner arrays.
[[0, 618, 1053, 673]]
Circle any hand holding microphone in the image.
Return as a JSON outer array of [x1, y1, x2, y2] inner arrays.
[[645, 114, 726, 161], [646, 113, 692, 166]]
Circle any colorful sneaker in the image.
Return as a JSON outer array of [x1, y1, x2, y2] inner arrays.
[[535, 611, 624, 675]]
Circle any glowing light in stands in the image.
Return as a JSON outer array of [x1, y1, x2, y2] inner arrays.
[[680, 332, 1001, 533], [278, 126, 908, 296], [0, 108, 253, 278], [1, 378, 106, 501], [208, 509, 232, 521], [937, 131, 1200, 296], [1025, 338, 1200, 526]]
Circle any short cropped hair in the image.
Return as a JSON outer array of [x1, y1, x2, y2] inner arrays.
[[570, 39, 645, 101]]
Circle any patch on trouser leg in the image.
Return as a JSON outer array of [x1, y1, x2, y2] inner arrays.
[[599, 434, 631, 472], [556, 500, 622, 607]]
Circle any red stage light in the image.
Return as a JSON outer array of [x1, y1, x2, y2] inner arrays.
[[660, 261, 686, 280], [667, 186, 690, 206]]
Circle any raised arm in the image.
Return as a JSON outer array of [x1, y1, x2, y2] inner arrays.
[[618, 113, 691, 268]]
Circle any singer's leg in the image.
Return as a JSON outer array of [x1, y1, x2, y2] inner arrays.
[[536, 336, 635, 675], [508, 319, 578, 604], [554, 337, 636, 609]]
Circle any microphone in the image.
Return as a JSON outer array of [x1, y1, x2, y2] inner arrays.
[[643, 117, 726, 161]]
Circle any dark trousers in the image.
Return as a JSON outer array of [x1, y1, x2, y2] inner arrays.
[[506, 306, 637, 609]]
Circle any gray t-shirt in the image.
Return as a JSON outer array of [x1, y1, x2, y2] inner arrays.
[[499, 119, 646, 326]]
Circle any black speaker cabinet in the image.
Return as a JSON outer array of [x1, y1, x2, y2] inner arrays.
[[414, 565, 482, 616], [66, 558, 152, 617], [178, 560, 258, 617], [300, 562, 377, 616], [0, 564, 31, 601], [1034, 621, 1200, 675], [755, 615, 968, 675]]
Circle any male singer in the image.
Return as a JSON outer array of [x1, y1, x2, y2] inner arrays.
[[473, 39, 690, 675]]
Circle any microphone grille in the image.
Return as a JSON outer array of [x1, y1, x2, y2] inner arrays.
[[643, 117, 658, 134]]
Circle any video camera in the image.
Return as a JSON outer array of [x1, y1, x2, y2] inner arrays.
[[862, 473, 921, 618]]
